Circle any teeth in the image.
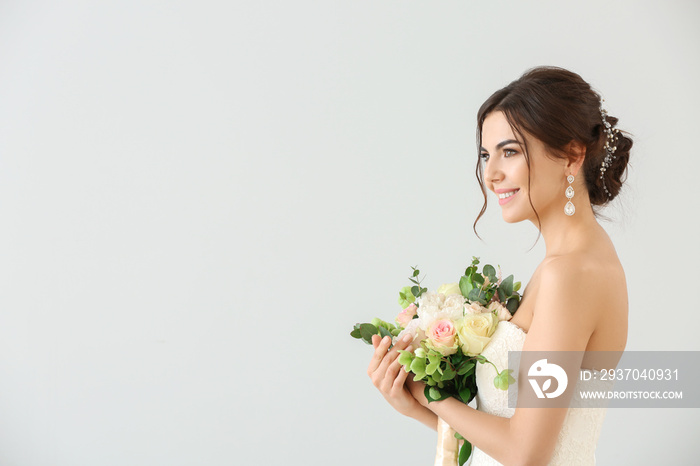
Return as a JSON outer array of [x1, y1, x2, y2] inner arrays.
[[498, 190, 518, 199]]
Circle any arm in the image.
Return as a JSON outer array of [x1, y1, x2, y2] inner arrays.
[[408, 259, 603, 465]]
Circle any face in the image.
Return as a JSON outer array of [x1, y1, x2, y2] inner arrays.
[[480, 111, 568, 224]]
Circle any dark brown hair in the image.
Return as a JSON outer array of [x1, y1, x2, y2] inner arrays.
[[473, 66, 633, 240]]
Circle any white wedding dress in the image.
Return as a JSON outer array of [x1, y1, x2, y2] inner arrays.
[[468, 320, 613, 466]]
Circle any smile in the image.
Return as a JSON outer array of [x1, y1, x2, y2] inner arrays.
[[497, 189, 519, 205]]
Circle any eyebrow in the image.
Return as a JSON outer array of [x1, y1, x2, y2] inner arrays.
[[480, 139, 521, 152]]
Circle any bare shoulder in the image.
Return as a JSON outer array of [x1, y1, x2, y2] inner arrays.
[[531, 251, 628, 351]]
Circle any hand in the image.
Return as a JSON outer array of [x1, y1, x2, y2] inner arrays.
[[367, 333, 421, 417], [405, 377, 430, 408]]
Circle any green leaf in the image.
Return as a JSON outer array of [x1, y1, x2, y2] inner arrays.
[[494, 369, 516, 390], [413, 269, 420, 277], [457, 362, 475, 375], [506, 296, 520, 314], [483, 264, 496, 282], [397, 350, 414, 366], [425, 385, 450, 403], [459, 275, 473, 298], [409, 278, 418, 285], [398, 286, 416, 308], [454, 432, 465, 441], [429, 387, 441, 401], [497, 287, 506, 302], [358, 323, 378, 344], [468, 287, 488, 305], [442, 366, 456, 381], [350, 326, 361, 339], [378, 326, 392, 340], [458, 387, 472, 404], [500, 275, 514, 296], [410, 357, 426, 374], [459, 441, 472, 466], [514, 281, 521, 292], [472, 273, 484, 287], [426, 361, 439, 376], [411, 285, 420, 297]]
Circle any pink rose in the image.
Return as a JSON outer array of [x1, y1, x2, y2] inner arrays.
[[396, 303, 418, 328], [426, 319, 458, 356]]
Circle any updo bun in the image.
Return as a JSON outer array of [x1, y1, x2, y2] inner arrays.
[[473, 66, 634, 235], [585, 113, 633, 205]]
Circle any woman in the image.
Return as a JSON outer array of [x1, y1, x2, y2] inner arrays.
[[367, 66, 631, 465]]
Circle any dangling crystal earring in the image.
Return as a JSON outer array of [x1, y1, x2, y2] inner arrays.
[[564, 174, 575, 216]]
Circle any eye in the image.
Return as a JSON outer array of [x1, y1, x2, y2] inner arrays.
[[504, 149, 518, 157], [479, 152, 489, 162]]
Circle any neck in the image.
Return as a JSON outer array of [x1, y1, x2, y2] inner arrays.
[[530, 195, 603, 257]]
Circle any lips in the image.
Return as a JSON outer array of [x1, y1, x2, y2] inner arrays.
[[497, 188, 519, 205]]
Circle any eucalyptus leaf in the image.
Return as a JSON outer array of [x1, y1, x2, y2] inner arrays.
[[501, 275, 514, 296], [359, 323, 378, 344], [506, 296, 520, 314], [468, 287, 488, 305], [378, 326, 392, 340], [483, 264, 496, 282]]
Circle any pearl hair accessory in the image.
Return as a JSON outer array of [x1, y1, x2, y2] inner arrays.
[[599, 99, 621, 200]]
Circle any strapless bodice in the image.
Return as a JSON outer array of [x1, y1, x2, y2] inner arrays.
[[469, 320, 613, 466]]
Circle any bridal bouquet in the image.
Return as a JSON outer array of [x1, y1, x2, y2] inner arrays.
[[351, 257, 522, 466]]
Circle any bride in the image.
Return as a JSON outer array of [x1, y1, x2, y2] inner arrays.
[[366, 66, 631, 465]]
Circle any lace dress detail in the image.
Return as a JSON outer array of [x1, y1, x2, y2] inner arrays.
[[468, 321, 613, 466]]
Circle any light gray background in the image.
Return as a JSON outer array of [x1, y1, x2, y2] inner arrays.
[[0, 1, 698, 465]]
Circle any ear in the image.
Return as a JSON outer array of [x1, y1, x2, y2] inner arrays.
[[565, 140, 586, 176]]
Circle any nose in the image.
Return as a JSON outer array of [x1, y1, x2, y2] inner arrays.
[[483, 156, 503, 187]]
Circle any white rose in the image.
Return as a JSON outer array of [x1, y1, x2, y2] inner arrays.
[[436, 282, 461, 297], [456, 312, 499, 356]]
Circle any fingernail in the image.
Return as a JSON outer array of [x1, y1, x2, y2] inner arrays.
[[402, 334, 412, 343], [406, 345, 413, 352], [382, 335, 390, 343]]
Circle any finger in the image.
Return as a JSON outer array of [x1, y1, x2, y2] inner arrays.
[[385, 355, 401, 381], [391, 361, 409, 393], [367, 335, 392, 376], [381, 333, 413, 369], [371, 334, 380, 349], [389, 333, 413, 355]]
